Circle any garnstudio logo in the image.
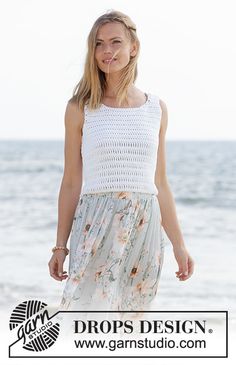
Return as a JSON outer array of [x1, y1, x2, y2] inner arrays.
[[9, 300, 60, 352]]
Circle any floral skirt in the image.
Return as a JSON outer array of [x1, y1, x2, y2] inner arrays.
[[57, 191, 165, 315]]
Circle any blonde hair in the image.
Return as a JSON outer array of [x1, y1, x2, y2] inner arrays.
[[71, 10, 140, 111]]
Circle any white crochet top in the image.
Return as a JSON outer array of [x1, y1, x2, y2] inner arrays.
[[80, 92, 162, 195]]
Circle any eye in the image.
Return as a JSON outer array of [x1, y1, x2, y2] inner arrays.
[[95, 40, 121, 46]]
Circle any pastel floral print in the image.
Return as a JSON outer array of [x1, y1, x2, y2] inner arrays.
[[58, 191, 165, 313]]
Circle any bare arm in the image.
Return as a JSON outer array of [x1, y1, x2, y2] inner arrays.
[[56, 100, 84, 247], [155, 99, 185, 248], [155, 99, 194, 280], [48, 99, 83, 282]]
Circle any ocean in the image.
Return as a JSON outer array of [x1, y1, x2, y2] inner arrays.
[[0, 140, 235, 318]]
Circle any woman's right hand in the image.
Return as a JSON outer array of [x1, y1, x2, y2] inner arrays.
[[173, 245, 194, 281], [48, 251, 68, 281]]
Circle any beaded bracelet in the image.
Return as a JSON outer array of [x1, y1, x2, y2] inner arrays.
[[52, 246, 69, 255]]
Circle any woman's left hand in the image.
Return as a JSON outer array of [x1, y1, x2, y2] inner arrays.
[[173, 245, 194, 281]]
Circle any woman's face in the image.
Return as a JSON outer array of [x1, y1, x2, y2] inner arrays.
[[95, 22, 136, 74]]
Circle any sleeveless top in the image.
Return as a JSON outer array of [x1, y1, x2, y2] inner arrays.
[[80, 92, 162, 195]]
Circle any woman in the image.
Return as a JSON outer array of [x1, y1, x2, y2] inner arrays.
[[48, 10, 194, 314]]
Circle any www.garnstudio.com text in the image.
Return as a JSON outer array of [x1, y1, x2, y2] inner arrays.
[[73, 336, 206, 351]]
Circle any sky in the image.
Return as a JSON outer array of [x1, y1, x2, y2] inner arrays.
[[0, 0, 236, 140]]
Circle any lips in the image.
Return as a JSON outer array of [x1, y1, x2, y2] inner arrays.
[[103, 58, 117, 63]]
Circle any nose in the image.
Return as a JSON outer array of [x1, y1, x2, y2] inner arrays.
[[102, 42, 115, 53], [103, 48, 119, 60], [103, 46, 113, 55], [104, 50, 112, 56], [103, 51, 113, 60]]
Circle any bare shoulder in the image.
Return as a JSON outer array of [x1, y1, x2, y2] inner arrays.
[[159, 98, 168, 134], [159, 98, 168, 115], [65, 97, 84, 132], [154, 98, 168, 186], [62, 98, 84, 185]]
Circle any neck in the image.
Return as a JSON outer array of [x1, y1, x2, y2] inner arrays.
[[104, 75, 135, 98]]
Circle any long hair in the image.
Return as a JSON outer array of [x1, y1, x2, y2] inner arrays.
[[71, 10, 140, 111]]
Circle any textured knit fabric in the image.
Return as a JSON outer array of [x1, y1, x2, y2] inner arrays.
[[80, 93, 162, 195], [57, 93, 166, 325]]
